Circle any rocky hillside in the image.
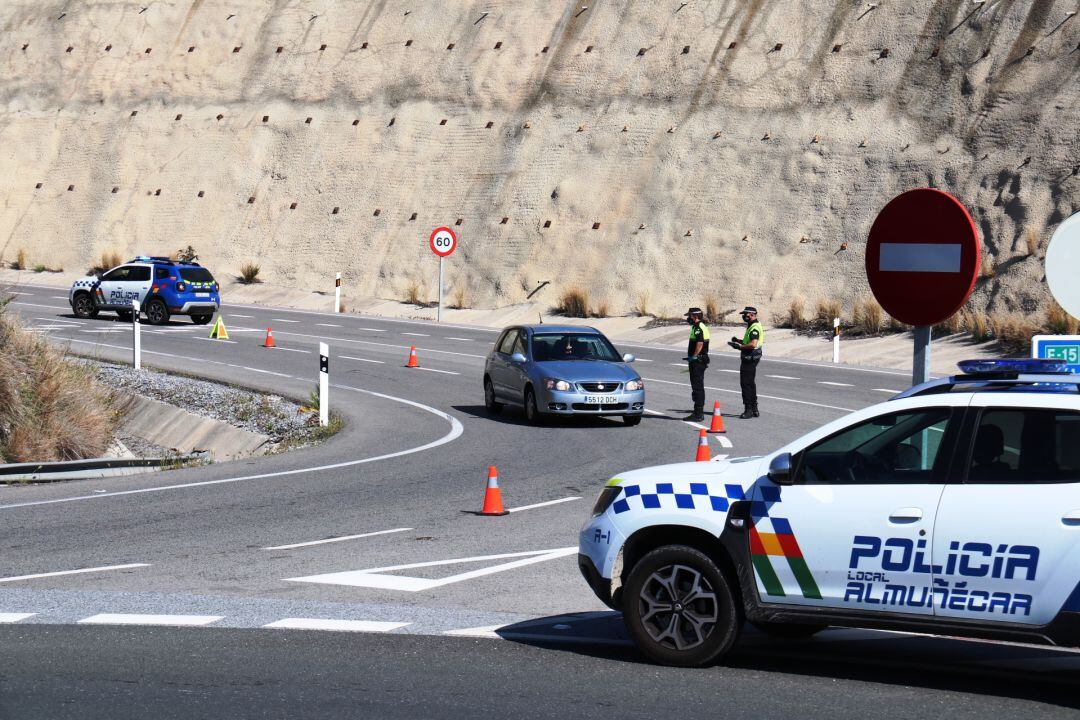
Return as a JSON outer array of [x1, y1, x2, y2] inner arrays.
[[0, 0, 1076, 320]]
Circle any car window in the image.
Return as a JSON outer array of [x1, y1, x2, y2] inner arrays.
[[128, 266, 151, 281], [179, 267, 215, 283], [511, 333, 528, 357], [155, 267, 171, 280], [967, 409, 1080, 484], [531, 333, 621, 362], [795, 408, 953, 485], [497, 330, 519, 355], [101, 266, 131, 281]]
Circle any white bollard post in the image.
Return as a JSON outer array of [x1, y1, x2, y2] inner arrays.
[[319, 342, 329, 428], [334, 272, 342, 314], [132, 299, 142, 370], [832, 317, 840, 364]]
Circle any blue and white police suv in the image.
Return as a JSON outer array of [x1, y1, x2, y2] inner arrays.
[[579, 359, 1080, 666], [69, 256, 220, 326]]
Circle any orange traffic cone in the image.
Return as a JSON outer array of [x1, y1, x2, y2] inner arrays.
[[406, 345, 419, 368], [480, 466, 509, 516], [695, 429, 711, 462], [708, 400, 725, 433], [263, 328, 276, 348]]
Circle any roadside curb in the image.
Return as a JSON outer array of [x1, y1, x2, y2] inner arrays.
[[0, 453, 208, 483]]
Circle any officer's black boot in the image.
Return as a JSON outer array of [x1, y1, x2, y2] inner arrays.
[[752, 404, 760, 418], [685, 407, 705, 422], [739, 406, 754, 420]]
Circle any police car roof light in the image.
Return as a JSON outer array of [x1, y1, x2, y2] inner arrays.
[[956, 358, 1072, 376]]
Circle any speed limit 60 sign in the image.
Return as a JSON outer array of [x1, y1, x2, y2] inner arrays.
[[429, 227, 457, 257]]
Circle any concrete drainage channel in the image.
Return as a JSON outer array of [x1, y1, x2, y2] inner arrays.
[[0, 454, 209, 482]]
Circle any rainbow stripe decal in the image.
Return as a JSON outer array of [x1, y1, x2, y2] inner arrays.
[[749, 517, 821, 599]]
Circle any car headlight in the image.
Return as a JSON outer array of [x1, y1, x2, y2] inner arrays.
[[592, 486, 622, 517], [544, 378, 572, 392], [625, 379, 644, 391]]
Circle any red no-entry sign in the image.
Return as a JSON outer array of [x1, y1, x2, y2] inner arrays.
[[866, 188, 980, 327]]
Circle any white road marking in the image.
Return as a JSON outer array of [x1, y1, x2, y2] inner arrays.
[[874, 388, 902, 394], [0, 613, 36, 623], [635, 358, 653, 362], [402, 332, 429, 337], [51, 295, 69, 300], [268, 347, 311, 354], [643, 376, 855, 412], [316, 323, 341, 327], [445, 337, 473, 342], [357, 327, 388, 332], [715, 435, 733, 448], [410, 367, 460, 375], [507, 497, 581, 513], [818, 381, 854, 387], [263, 527, 412, 551], [670, 363, 686, 367], [444, 625, 503, 638], [79, 329, 125, 334], [0, 362, 464, 511], [340, 355, 385, 364], [266, 330, 485, 359], [10, 301, 69, 310], [263, 618, 410, 632], [229, 314, 254, 318], [271, 318, 300, 323], [34, 317, 81, 325], [286, 547, 578, 592], [0, 563, 149, 584], [194, 336, 238, 344], [766, 374, 799, 380], [241, 366, 292, 378], [8, 291, 32, 295], [79, 614, 222, 627]]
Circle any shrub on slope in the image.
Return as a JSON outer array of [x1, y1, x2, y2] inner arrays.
[[0, 301, 118, 463]]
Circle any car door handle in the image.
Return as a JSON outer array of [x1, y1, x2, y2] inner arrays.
[[1063, 510, 1080, 527], [888, 507, 923, 524]]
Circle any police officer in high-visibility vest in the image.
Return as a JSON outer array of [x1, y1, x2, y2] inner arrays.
[[728, 306, 764, 419], [683, 307, 710, 422]]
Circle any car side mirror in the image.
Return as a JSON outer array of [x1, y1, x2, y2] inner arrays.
[[768, 453, 794, 485], [622, 354, 636, 363], [510, 352, 527, 363]]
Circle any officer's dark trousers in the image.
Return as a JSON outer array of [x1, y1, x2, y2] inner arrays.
[[689, 361, 706, 411], [740, 356, 760, 407]]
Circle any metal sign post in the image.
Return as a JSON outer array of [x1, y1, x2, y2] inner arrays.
[[132, 299, 141, 370], [319, 342, 329, 428], [912, 326, 931, 386], [428, 226, 457, 323]]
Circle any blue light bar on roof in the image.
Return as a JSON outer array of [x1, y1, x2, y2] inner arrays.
[[957, 358, 1072, 375]]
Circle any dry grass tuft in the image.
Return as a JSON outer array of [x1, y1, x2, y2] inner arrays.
[[1046, 302, 1079, 335], [704, 295, 721, 324], [634, 291, 651, 318], [592, 299, 610, 318], [557, 287, 590, 318], [89, 250, 123, 275], [852, 297, 884, 335], [239, 262, 261, 284], [785, 297, 807, 329], [11, 248, 27, 270], [0, 305, 118, 462], [990, 314, 1040, 355], [450, 286, 469, 310], [933, 313, 963, 336], [815, 298, 843, 327], [405, 280, 427, 306], [980, 255, 996, 279], [1023, 228, 1039, 257], [962, 309, 992, 343]]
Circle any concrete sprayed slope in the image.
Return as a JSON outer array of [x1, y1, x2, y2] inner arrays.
[[0, 1, 1077, 317]]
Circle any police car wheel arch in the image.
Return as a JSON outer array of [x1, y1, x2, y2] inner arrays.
[[145, 297, 169, 325], [71, 292, 97, 318], [622, 544, 741, 667]]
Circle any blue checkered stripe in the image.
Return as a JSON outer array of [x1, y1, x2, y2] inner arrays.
[[72, 279, 95, 289], [611, 482, 782, 516]]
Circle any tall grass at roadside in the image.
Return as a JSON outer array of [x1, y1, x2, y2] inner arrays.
[[852, 297, 884, 335], [405, 280, 425, 306], [0, 303, 118, 462], [239, 262, 261, 284], [704, 295, 720, 324], [89, 250, 123, 275], [10, 248, 27, 270], [557, 287, 590, 318]]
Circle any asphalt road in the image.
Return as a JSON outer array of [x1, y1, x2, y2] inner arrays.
[[2, 283, 1077, 718]]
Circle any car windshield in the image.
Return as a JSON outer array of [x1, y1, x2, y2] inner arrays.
[[532, 333, 621, 362], [178, 267, 215, 283]]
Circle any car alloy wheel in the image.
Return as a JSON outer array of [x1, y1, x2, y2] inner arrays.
[[623, 545, 740, 667], [145, 299, 169, 326], [484, 378, 502, 413], [73, 294, 97, 318], [524, 387, 541, 424]]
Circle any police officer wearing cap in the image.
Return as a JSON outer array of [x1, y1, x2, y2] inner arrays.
[[683, 307, 710, 422], [728, 306, 764, 419]]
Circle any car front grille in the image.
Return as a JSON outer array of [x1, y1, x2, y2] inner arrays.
[[578, 382, 622, 393]]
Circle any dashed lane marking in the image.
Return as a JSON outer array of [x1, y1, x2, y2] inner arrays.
[[340, 355, 386, 364], [51, 295, 69, 300], [79, 329, 126, 333], [410, 367, 460, 375], [316, 323, 341, 327], [635, 358, 653, 362], [270, 318, 300, 323], [643, 377, 855, 412], [445, 337, 474, 341], [263, 618, 411, 632], [286, 547, 578, 592], [403, 332, 429, 337], [268, 347, 311, 354], [766, 374, 799, 380], [243, 366, 291, 377], [229, 314, 254, 318], [0, 563, 150, 584], [78, 614, 223, 627], [818, 381, 854, 387], [0, 613, 36, 623], [874, 388, 902, 394], [356, 327, 388, 332], [262, 527, 412, 551], [506, 497, 581, 513]]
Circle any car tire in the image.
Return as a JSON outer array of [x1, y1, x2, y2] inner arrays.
[[524, 387, 543, 425], [623, 415, 642, 426], [72, 293, 98, 319], [116, 309, 133, 322], [145, 298, 169, 326], [191, 314, 213, 325], [484, 378, 502, 414], [622, 544, 741, 667], [750, 621, 827, 639]]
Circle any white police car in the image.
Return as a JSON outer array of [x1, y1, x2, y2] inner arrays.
[[579, 359, 1080, 666], [69, 256, 220, 326]]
